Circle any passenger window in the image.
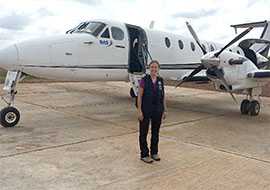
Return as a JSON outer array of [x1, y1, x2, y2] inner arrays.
[[111, 27, 124, 40], [178, 40, 184, 50], [190, 42, 195, 51], [210, 44, 215, 51], [165, 37, 171, 48], [101, 28, 110, 38]]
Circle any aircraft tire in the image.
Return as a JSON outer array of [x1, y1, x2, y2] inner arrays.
[[240, 99, 250, 115], [249, 100, 260, 116], [0, 107, 20, 128]]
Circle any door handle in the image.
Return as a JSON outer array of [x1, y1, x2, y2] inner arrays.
[[65, 52, 72, 56], [115, 45, 125, 49], [84, 41, 93, 45]]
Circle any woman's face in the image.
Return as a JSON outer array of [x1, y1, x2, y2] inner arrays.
[[150, 63, 159, 76]]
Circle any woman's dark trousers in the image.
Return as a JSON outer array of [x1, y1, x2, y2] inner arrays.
[[139, 112, 162, 158]]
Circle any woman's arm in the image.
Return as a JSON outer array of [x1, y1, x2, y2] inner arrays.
[[163, 83, 167, 120], [163, 93, 167, 112], [137, 86, 144, 121]]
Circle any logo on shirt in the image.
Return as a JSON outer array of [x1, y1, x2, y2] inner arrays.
[[158, 81, 162, 90]]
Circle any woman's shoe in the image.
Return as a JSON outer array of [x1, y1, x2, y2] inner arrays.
[[141, 156, 153, 163], [151, 154, 161, 161]]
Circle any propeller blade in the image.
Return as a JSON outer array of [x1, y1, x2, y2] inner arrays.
[[214, 69, 238, 103], [214, 27, 253, 57], [175, 65, 204, 88], [186, 22, 207, 55]]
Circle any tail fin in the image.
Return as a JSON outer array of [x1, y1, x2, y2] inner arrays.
[[231, 20, 270, 57]]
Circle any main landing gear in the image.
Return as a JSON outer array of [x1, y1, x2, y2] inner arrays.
[[0, 71, 22, 128], [240, 99, 260, 116], [240, 88, 261, 116]]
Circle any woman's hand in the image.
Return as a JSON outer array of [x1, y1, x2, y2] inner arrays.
[[162, 111, 167, 120], [138, 110, 144, 121]]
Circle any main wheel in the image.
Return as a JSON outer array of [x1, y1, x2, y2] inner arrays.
[[130, 88, 137, 98], [240, 99, 250, 115], [0, 107, 20, 128], [249, 100, 260, 116]]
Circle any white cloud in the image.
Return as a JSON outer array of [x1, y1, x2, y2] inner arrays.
[[0, 0, 269, 44], [0, 12, 32, 30], [76, 0, 100, 5], [172, 9, 218, 19]]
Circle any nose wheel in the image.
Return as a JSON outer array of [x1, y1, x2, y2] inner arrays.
[[0, 71, 23, 128], [240, 99, 260, 116], [0, 107, 20, 128]]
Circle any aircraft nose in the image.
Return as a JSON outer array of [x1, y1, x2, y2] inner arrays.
[[0, 45, 18, 70]]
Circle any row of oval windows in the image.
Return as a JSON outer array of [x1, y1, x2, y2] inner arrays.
[[164, 37, 215, 52], [164, 37, 240, 54]]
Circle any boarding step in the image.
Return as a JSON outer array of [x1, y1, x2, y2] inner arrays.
[[129, 73, 145, 97]]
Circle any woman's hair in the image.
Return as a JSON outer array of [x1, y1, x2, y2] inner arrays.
[[149, 60, 160, 68]]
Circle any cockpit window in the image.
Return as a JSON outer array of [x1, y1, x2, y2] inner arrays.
[[66, 22, 87, 34], [101, 28, 110, 38], [73, 22, 106, 37], [76, 23, 86, 30]]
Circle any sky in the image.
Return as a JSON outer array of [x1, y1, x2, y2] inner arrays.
[[0, 0, 270, 45]]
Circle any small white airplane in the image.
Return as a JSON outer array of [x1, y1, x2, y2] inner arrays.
[[0, 19, 270, 128]]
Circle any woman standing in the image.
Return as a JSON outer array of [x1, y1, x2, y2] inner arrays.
[[137, 60, 167, 164]]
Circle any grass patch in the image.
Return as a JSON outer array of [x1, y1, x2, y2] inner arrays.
[[0, 69, 48, 83]]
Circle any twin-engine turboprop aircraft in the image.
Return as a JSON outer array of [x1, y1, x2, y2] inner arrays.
[[0, 19, 270, 128]]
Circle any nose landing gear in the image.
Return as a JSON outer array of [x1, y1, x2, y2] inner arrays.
[[0, 71, 22, 128], [0, 106, 20, 128]]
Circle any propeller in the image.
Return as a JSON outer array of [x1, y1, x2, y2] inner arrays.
[[186, 22, 207, 55], [214, 27, 253, 57], [213, 68, 237, 103], [175, 22, 207, 88], [175, 65, 205, 88], [176, 23, 253, 103]]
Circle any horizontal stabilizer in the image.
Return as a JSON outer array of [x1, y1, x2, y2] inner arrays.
[[231, 20, 267, 31], [231, 20, 270, 56]]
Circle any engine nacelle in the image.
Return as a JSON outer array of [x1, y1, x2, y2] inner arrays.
[[205, 51, 262, 92]]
